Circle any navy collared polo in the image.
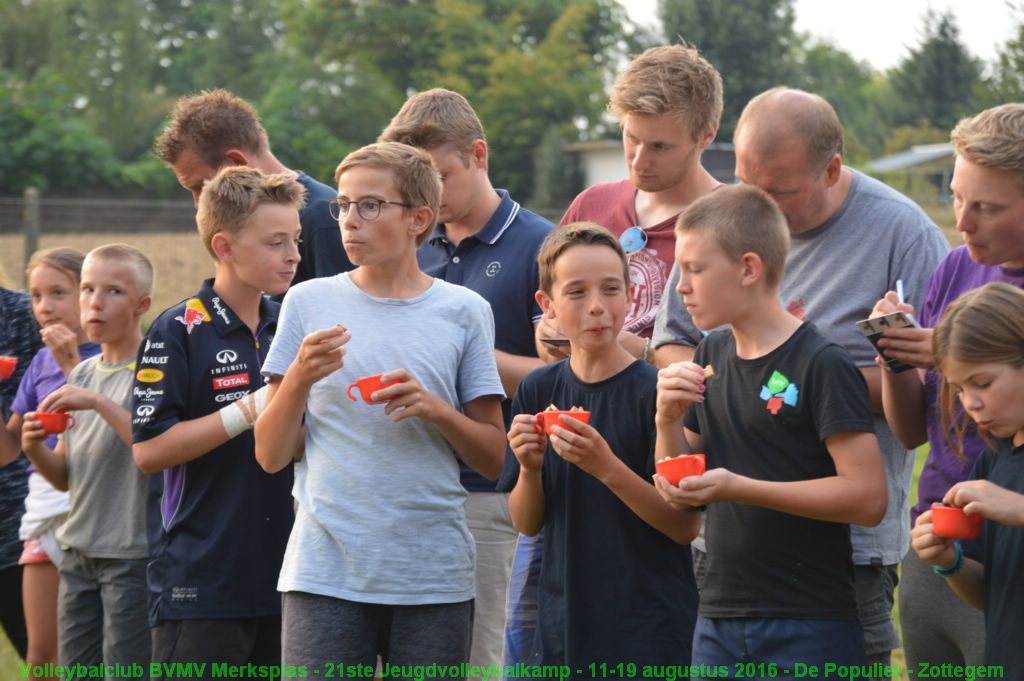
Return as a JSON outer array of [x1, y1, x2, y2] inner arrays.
[[418, 189, 553, 491], [132, 279, 293, 626]]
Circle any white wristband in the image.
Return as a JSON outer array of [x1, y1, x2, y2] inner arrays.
[[219, 384, 269, 439]]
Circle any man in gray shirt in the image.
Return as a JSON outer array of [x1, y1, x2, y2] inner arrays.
[[654, 87, 949, 674]]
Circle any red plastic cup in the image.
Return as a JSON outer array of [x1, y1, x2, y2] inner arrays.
[[931, 503, 982, 540], [346, 374, 403, 404], [655, 453, 707, 486], [534, 410, 590, 436], [0, 356, 17, 380], [35, 411, 76, 435]]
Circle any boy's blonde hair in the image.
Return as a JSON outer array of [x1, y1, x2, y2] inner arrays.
[[537, 222, 629, 296], [378, 88, 486, 163], [85, 244, 156, 297], [608, 45, 723, 141], [333, 142, 441, 247], [26, 247, 87, 285], [676, 184, 790, 288], [735, 87, 844, 173], [951, 104, 1024, 183], [934, 282, 1024, 459], [155, 89, 268, 167], [196, 166, 307, 258]]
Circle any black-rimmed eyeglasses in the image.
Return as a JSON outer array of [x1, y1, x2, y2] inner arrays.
[[328, 198, 411, 221]]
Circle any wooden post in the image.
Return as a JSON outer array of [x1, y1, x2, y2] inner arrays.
[[23, 187, 40, 288]]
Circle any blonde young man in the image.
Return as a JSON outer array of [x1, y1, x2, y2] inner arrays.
[[539, 44, 723, 366], [156, 88, 350, 284], [654, 88, 950, 676], [379, 88, 553, 668]]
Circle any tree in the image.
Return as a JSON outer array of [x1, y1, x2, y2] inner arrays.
[[0, 70, 121, 194], [978, 10, 1024, 105], [658, 0, 798, 138], [890, 10, 982, 131]]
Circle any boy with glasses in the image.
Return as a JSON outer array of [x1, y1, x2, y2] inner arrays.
[[256, 142, 505, 668]]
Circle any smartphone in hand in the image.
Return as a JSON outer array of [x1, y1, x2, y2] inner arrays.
[[855, 311, 919, 373]]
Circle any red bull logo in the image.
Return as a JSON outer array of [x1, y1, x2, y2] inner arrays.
[[175, 299, 211, 334]]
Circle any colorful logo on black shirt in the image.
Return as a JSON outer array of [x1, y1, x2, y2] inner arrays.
[[175, 299, 211, 334], [760, 370, 799, 415]]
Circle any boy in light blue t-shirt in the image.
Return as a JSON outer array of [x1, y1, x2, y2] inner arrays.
[[256, 142, 506, 670]]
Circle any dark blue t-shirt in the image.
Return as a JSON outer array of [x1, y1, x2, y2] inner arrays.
[[293, 172, 352, 285], [419, 189, 553, 492], [965, 439, 1024, 672], [507, 359, 697, 668], [132, 279, 293, 625]]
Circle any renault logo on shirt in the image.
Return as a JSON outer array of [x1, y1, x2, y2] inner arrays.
[[216, 349, 239, 364]]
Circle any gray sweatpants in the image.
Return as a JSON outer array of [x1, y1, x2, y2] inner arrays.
[[898, 550, 985, 678], [282, 591, 473, 674]]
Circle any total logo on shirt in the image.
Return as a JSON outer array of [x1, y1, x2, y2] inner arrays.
[[212, 373, 250, 391], [760, 370, 799, 415]]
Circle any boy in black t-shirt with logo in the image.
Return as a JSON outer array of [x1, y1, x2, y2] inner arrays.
[[654, 184, 887, 677]]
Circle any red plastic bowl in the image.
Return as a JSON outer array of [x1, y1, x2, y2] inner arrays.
[[534, 410, 590, 436], [656, 453, 706, 486], [931, 503, 982, 540]]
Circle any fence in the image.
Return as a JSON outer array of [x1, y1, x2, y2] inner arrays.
[[0, 194, 196, 235]]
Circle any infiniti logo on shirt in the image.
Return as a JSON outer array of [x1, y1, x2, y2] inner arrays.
[[216, 349, 239, 364]]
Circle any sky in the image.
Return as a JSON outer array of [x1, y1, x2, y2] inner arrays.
[[624, 0, 1020, 71]]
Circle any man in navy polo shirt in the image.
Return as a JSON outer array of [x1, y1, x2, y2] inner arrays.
[[132, 167, 302, 668], [379, 88, 553, 668], [155, 88, 351, 285]]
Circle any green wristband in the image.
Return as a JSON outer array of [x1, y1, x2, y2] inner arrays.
[[933, 540, 963, 577]]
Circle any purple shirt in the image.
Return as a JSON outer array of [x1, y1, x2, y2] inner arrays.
[[11, 343, 101, 452], [912, 246, 1024, 522]]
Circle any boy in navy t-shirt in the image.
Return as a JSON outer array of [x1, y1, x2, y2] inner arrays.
[[132, 167, 306, 666], [506, 222, 699, 669], [654, 185, 887, 676]]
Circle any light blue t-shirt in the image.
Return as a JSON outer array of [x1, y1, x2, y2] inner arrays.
[[262, 273, 504, 605]]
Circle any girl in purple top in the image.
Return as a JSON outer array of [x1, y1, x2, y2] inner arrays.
[[0, 248, 98, 676], [871, 104, 1024, 676]]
